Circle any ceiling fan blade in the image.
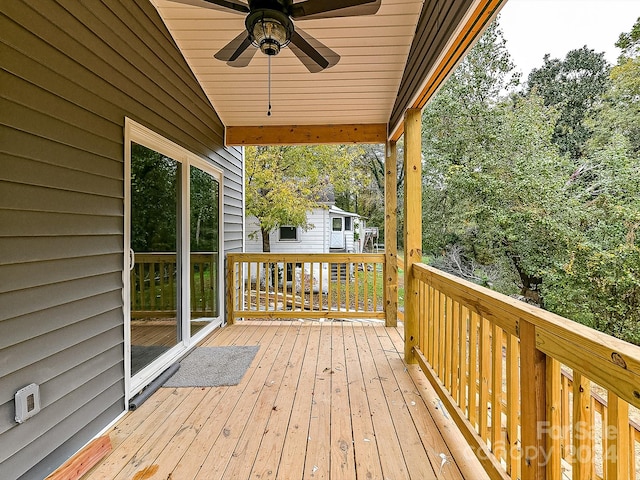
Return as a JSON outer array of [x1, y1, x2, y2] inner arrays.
[[290, 0, 380, 19], [166, 0, 249, 14], [214, 31, 254, 65], [227, 41, 258, 67], [289, 28, 339, 73]]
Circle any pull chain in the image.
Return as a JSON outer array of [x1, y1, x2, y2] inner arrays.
[[267, 55, 272, 116]]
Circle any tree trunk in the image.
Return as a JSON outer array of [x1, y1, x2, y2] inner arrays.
[[261, 226, 271, 253], [260, 226, 274, 291], [511, 255, 543, 306]]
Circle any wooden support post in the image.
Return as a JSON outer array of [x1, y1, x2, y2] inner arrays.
[[384, 140, 398, 327], [403, 108, 422, 363], [520, 320, 547, 480]]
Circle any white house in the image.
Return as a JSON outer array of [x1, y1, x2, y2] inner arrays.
[[245, 203, 364, 294], [245, 205, 364, 254]]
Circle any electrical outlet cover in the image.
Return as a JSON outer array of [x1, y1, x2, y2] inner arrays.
[[15, 383, 41, 423]]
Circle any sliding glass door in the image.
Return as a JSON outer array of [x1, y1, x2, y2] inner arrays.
[[125, 119, 222, 395], [189, 165, 220, 337], [129, 143, 182, 376]]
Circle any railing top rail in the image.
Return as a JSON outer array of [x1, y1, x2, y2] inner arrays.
[[413, 262, 640, 407], [228, 253, 385, 262]]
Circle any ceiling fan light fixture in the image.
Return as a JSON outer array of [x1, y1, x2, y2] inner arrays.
[[246, 9, 293, 56]]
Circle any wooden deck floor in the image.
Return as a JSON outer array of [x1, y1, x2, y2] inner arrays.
[[86, 321, 488, 480]]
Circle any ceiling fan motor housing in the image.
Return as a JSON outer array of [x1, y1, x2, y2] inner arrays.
[[246, 8, 294, 56]]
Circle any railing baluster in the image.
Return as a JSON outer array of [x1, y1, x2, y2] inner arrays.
[[562, 372, 571, 462], [159, 259, 166, 310], [445, 296, 454, 391], [363, 263, 369, 311], [468, 311, 479, 430], [372, 261, 377, 311], [506, 333, 520, 478], [491, 324, 503, 459], [451, 300, 460, 403], [345, 261, 351, 311], [572, 371, 594, 480], [427, 286, 434, 365], [459, 305, 468, 415], [546, 357, 562, 480], [432, 290, 440, 371], [629, 424, 636, 478], [479, 316, 491, 442], [199, 260, 205, 312], [418, 281, 425, 352]]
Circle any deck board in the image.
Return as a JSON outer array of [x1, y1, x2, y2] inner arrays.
[[85, 321, 488, 480]]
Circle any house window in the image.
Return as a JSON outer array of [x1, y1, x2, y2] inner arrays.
[[332, 218, 342, 231], [345, 217, 352, 231], [279, 226, 298, 241]]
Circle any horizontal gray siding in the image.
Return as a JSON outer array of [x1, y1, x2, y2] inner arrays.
[[0, 0, 242, 478]]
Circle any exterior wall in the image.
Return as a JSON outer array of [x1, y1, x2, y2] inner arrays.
[[0, 1, 242, 478], [245, 210, 363, 253], [246, 209, 328, 253]]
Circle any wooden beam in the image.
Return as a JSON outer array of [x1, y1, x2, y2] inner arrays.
[[225, 124, 387, 146], [384, 140, 398, 327], [403, 108, 421, 363]]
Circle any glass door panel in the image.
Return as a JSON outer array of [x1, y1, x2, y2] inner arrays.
[[130, 143, 181, 375], [189, 165, 220, 337]]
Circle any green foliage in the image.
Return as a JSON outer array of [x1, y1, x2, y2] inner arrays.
[[190, 166, 219, 252], [527, 46, 610, 159], [616, 16, 640, 60], [131, 143, 178, 252], [542, 20, 640, 344], [421, 21, 574, 301], [420, 17, 640, 345], [245, 145, 364, 251]]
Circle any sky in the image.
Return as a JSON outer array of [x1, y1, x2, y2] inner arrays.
[[498, 0, 640, 79]]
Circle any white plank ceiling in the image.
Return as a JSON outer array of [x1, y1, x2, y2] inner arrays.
[[152, 0, 424, 127]]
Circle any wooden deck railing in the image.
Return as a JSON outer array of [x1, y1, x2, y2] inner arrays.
[[226, 253, 385, 322], [131, 252, 218, 318], [410, 263, 640, 480]]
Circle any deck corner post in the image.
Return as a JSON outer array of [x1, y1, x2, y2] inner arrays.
[[385, 140, 398, 328], [520, 319, 547, 480], [403, 108, 422, 364]]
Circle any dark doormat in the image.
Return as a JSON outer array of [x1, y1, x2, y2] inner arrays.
[[131, 344, 170, 375], [163, 345, 260, 387]]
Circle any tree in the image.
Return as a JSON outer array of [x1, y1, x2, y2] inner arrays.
[[421, 20, 575, 302], [245, 145, 363, 252], [130, 143, 178, 252], [526, 46, 610, 159], [419, 17, 640, 345], [616, 16, 640, 60], [334, 143, 405, 248], [543, 19, 640, 344]]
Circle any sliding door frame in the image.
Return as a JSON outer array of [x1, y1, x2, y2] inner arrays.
[[123, 118, 224, 401]]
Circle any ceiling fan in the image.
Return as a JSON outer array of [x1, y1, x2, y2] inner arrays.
[[170, 0, 382, 73]]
